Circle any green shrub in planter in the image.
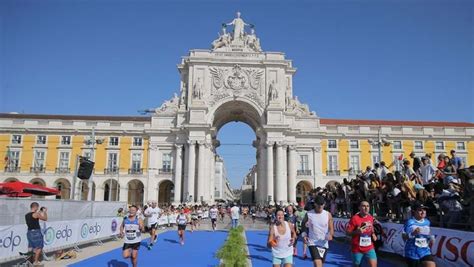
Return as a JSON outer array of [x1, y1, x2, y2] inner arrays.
[[217, 228, 248, 267]]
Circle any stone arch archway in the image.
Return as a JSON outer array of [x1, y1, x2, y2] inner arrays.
[[29, 178, 46, 186], [158, 180, 174, 205], [103, 179, 120, 201], [4, 177, 18, 183], [29, 178, 46, 198], [296, 180, 312, 205], [149, 25, 323, 205], [54, 178, 71, 199], [128, 179, 144, 206]]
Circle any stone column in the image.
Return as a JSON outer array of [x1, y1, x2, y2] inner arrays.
[[197, 141, 206, 204], [258, 144, 267, 205], [312, 146, 322, 188], [95, 185, 104, 202], [209, 148, 216, 204], [173, 144, 183, 204], [274, 143, 287, 204], [288, 145, 297, 204], [265, 142, 274, 204], [255, 147, 261, 203], [186, 141, 196, 203], [119, 183, 128, 202]]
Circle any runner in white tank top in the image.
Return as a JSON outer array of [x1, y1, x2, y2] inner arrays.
[[301, 195, 334, 267], [267, 209, 297, 267]]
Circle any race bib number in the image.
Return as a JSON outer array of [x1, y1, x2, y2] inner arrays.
[[359, 236, 371, 247], [126, 231, 136, 240], [317, 247, 326, 258], [415, 238, 428, 248]]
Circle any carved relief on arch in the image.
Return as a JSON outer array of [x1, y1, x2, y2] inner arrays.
[[209, 65, 263, 92]]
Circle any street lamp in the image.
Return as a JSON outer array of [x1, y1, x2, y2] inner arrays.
[[367, 128, 391, 165], [83, 128, 104, 201]]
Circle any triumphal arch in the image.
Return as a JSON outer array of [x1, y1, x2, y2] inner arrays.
[[148, 12, 323, 205]]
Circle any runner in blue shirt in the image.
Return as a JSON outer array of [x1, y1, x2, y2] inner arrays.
[[402, 202, 436, 267]]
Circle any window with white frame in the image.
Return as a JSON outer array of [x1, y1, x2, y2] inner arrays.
[[34, 151, 45, 168], [328, 140, 337, 149], [133, 137, 143, 147], [435, 141, 444, 150], [393, 141, 402, 150], [162, 153, 172, 170], [299, 155, 309, 170], [328, 155, 338, 171], [8, 151, 20, 168], [12, 135, 22, 144], [350, 155, 360, 172], [349, 140, 359, 149], [109, 137, 119, 146], [456, 142, 466, 151], [36, 135, 47, 145], [108, 153, 118, 170], [414, 141, 423, 150], [131, 153, 142, 171], [61, 136, 71, 145], [59, 152, 70, 168]]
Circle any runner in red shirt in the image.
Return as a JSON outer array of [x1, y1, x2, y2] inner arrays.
[[346, 201, 377, 267]]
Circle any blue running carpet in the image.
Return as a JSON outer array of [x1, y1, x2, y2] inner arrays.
[[69, 230, 228, 267], [246, 230, 396, 267]]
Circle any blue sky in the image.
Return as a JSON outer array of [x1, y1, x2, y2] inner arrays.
[[1, 0, 472, 188]]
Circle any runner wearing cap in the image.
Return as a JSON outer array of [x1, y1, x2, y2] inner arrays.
[[346, 200, 377, 267], [402, 202, 436, 267], [301, 195, 334, 267]]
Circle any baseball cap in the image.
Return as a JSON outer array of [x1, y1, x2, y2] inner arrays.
[[314, 195, 325, 205], [412, 201, 428, 211]]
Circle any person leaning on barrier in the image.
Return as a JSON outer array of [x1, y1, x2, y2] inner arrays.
[[21, 202, 48, 266]]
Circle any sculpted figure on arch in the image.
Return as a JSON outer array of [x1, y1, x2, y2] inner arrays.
[[226, 11, 249, 41]]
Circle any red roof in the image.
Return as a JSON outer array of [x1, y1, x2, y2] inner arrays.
[[0, 113, 472, 127], [320, 118, 474, 127]]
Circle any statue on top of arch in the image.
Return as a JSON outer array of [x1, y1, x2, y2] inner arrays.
[[211, 12, 262, 52]]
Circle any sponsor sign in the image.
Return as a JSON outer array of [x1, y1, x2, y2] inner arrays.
[[0, 217, 122, 262], [333, 218, 474, 267]]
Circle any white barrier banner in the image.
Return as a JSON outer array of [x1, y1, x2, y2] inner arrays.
[[0, 217, 122, 262], [333, 218, 474, 267]]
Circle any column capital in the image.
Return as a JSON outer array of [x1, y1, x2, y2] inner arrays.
[[174, 143, 183, 149], [275, 141, 284, 147], [288, 145, 297, 151], [312, 146, 321, 152], [187, 140, 196, 145], [265, 141, 274, 148]]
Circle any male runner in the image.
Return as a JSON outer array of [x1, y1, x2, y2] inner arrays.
[[301, 196, 334, 267], [403, 202, 436, 267], [144, 201, 161, 250], [176, 209, 188, 245], [209, 205, 219, 231], [120, 205, 144, 267], [346, 201, 377, 267], [294, 205, 308, 258]]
